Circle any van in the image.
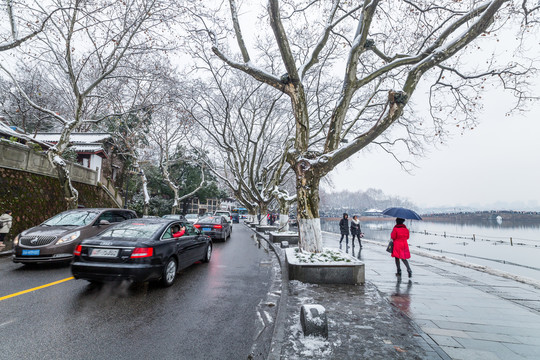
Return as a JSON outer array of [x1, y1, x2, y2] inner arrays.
[[12, 208, 137, 264]]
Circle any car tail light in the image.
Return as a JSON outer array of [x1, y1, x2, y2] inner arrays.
[[130, 247, 154, 258], [213, 225, 222, 229], [74, 245, 82, 256], [194, 224, 201, 229]]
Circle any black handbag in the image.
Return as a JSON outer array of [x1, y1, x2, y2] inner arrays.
[[386, 240, 393, 253]]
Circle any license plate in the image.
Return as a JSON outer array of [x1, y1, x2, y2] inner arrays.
[[202, 228, 212, 232], [22, 249, 40, 256], [90, 248, 119, 257]]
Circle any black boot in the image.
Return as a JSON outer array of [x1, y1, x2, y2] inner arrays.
[[408, 270, 412, 278], [396, 271, 402, 277]]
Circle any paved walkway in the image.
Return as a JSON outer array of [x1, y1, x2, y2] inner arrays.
[[273, 231, 540, 359]]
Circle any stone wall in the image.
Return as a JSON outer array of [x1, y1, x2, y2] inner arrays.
[[0, 140, 98, 186], [0, 166, 119, 242]]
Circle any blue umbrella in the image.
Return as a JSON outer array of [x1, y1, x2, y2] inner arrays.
[[382, 207, 422, 220]]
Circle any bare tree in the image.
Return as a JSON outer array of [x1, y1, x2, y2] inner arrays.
[[181, 44, 295, 224], [149, 108, 206, 215], [195, 0, 539, 252], [1, 0, 177, 209], [0, 0, 55, 52]]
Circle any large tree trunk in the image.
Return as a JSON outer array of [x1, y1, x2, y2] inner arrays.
[[171, 187, 179, 214], [295, 163, 323, 253], [247, 209, 256, 223], [258, 203, 268, 225], [277, 196, 291, 232], [48, 149, 78, 209], [135, 166, 150, 216]]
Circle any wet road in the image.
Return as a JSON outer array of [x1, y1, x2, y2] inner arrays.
[[0, 224, 272, 360]]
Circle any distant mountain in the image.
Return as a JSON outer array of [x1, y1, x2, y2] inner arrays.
[[320, 188, 416, 215]]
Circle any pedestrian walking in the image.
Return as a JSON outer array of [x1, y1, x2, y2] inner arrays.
[[390, 217, 412, 278], [350, 215, 362, 248], [339, 213, 349, 246], [0, 210, 13, 249]]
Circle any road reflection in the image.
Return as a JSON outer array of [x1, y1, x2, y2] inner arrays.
[[390, 279, 412, 316]]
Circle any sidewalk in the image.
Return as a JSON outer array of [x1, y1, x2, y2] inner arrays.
[[269, 230, 540, 359]]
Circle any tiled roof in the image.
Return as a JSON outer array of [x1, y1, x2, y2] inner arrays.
[[33, 132, 112, 144]]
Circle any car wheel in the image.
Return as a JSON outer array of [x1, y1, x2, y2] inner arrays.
[[203, 244, 212, 263], [161, 258, 177, 287]]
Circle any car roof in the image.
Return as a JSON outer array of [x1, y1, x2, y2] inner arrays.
[[62, 208, 135, 213]]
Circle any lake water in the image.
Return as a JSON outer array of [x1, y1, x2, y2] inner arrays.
[[320, 218, 540, 282]]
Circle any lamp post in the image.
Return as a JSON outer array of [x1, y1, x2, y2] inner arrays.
[[256, 182, 263, 223]]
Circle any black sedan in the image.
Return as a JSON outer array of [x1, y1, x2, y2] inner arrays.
[[194, 215, 231, 242], [71, 218, 212, 287]]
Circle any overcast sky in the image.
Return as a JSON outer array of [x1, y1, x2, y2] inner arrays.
[[325, 92, 540, 211]]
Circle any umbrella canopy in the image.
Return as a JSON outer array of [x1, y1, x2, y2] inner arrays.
[[382, 207, 422, 220]]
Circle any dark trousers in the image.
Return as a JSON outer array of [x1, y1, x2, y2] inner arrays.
[[0, 233, 6, 242], [339, 234, 349, 245], [351, 234, 362, 247], [395, 257, 411, 274]]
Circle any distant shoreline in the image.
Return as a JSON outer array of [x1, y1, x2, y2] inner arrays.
[[322, 213, 540, 222]]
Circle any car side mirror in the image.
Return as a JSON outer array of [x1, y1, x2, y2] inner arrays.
[[99, 219, 111, 226], [196, 229, 201, 235]]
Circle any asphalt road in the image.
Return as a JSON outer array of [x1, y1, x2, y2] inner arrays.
[[0, 224, 273, 360]]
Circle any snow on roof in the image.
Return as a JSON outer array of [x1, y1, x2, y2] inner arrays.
[[71, 144, 105, 152], [70, 144, 108, 158], [33, 132, 112, 144], [0, 122, 51, 148]]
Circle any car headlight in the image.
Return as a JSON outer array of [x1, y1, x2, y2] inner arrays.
[[56, 231, 81, 245], [13, 234, 20, 247]]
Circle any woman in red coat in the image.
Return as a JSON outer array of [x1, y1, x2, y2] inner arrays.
[[391, 218, 412, 278]]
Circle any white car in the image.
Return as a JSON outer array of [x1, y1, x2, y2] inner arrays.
[[214, 210, 233, 228], [185, 213, 199, 224]]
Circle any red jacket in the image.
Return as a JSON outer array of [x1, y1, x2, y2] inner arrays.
[[173, 229, 185, 238], [391, 224, 410, 259]]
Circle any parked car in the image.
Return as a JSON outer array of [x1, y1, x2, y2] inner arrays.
[[12, 208, 137, 264], [162, 214, 187, 221], [71, 218, 212, 287], [185, 214, 199, 224], [194, 215, 231, 241], [214, 210, 233, 228]]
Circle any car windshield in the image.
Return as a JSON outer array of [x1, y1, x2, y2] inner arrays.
[[215, 212, 229, 216], [199, 216, 221, 224], [162, 215, 182, 219], [99, 222, 163, 239], [185, 214, 197, 220], [42, 211, 99, 226]]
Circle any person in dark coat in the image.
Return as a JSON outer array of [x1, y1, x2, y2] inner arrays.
[[339, 213, 349, 246], [391, 218, 412, 277], [350, 215, 362, 248]]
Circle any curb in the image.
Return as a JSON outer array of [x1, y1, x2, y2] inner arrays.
[[245, 224, 289, 360], [0, 249, 13, 258]]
